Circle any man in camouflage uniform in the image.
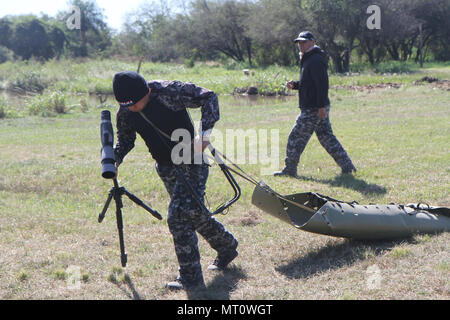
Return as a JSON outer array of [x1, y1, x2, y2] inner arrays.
[[112, 71, 238, 292], [274, 31, 356, 178]]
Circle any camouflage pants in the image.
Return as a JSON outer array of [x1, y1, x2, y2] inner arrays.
[[156, 162, 237, 287], [284, 106, 356, 172]]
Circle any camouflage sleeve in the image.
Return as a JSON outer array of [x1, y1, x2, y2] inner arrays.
[[149, 80, 220, 132], [114, 107, 136, 165]]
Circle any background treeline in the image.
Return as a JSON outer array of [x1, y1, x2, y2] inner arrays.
[[0, 0, 449, 72]]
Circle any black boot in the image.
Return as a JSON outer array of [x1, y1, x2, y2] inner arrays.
[[273, 167, 298, 178], [166, 274, 206, 291], [207, 241, 239, 271], [341, 165, 357, 175]]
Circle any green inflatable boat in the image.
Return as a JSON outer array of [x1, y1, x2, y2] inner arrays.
[[251, 181, 450, 240]]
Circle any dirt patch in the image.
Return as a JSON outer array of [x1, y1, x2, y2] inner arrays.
[[233, 86, 288, 96], [414, 76, 450, 91], [331, 83, 402, 91], [233, 86, 259, 95], [229, 208, 263, 227], [236, 82, 409, 95]]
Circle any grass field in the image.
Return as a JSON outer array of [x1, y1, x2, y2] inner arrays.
[[0, 61, 448, 300]]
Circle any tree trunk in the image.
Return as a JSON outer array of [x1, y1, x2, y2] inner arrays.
[[246, 38, 252, 67], [80, 29, 88, 57], [331, 54, 344, 73]]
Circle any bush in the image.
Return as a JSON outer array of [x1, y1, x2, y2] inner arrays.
[[0, 105, 5, 119], [251, 69, 289, 96], [0, 46, 14, 64], [10, 70, 50, 93], [220, 58, 250, 71], [184, 57, 195, 68], [0, 96, 9, 119], [349, 61, 415, 74], [49, 91, 66, 114], [372, 61, 414, 74], [91, 79, 112, 95], [27, 95, 48, 116], [27, 90, 67, 116]]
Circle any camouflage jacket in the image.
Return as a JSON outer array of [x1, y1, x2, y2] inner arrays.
[[114, 80, 220, 165]]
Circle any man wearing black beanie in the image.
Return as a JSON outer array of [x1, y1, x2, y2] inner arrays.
[[112, 71, 238, 292]]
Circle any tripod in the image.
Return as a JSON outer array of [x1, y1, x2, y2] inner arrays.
[[98, 178, 163, 267]]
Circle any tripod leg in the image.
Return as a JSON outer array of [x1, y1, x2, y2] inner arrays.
[[100, 180, 127, 267], [122, 188, 163, 220], [98, 191, 114, 223], [115, 203, 128, 267]]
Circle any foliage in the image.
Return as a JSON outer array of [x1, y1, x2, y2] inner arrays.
[[0, 96, 7, 118], [114, 0, 449, 71], [0, 0, 111, 60], [371, 61, 415, 74], [0, 0, 448, 70], [245, 0, 306, 66], [9, 69, 51, 93], [58, 0, 112, 57], [117, 1, 179, 62], [188, 0, 254, 64], [0, 46, 14, 63], [27, 90, 67, 116]]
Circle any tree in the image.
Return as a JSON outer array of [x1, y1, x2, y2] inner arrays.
[[9, 16, 54, 60], [246, 0, 307, 66], [304, 0, 371, 73], [378, 0, 420, 61], [411, 0, 450, 62], [188, 0, 254, 65], [59, 0, 112, 57], [119, 1, 180, 61], [0, 18, 12, 49]]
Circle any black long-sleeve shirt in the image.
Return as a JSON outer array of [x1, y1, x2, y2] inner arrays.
[[292, 46, 330, 110]]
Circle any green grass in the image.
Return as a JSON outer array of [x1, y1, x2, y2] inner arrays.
[[0, 62, 448, 300], [0, 59, 294, 97], [1, 59, 448, 120], [392, 247, 412, 259], [0, 58, 448, 97]]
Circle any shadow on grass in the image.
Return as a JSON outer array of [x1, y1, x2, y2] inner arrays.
[[298, 173, 387, 196], [110, 267, 246, 300], [187, 266, 247, 300], [112, 274, 143, 300], [276, 237, 416, 280]]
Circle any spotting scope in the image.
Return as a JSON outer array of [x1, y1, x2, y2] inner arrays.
[[100, 110, 116, 179]]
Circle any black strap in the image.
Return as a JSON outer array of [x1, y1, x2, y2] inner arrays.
[[138, 110, 242, 216]]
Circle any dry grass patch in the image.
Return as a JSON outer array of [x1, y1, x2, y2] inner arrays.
[[0, 69, 448, 300]]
